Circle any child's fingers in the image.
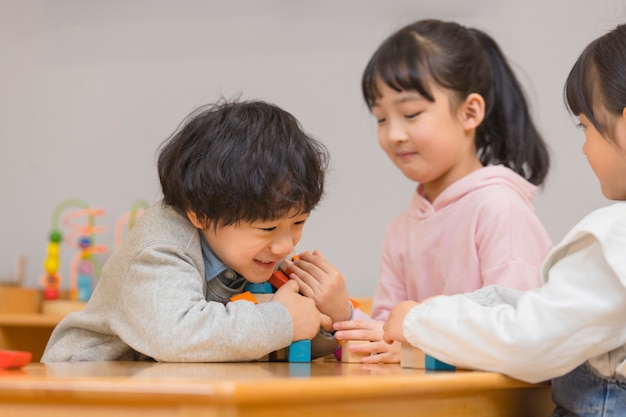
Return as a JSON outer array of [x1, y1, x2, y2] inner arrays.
[[296, 250, 331, 275], [333, 320, 379, 331], [285, 271, 314, 297], [320, 313, 333, 332], [334, 329, 377, 341], [382, 321, 395, 344], [275, 278, 299, 295]]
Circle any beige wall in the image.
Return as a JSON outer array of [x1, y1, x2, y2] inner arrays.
[[1, 0, 623, 296]]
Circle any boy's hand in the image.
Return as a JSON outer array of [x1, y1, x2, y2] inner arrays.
[[273, 279, 331, 341], [333, 319, 401, 363], [382, 300, 418, 344], [284, 250, 351, 324]]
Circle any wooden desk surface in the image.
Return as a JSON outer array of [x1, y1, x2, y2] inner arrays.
[[0, 361, 553, 417]]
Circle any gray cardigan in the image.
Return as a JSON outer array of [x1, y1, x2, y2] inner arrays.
[[42, 202, 335, 362]]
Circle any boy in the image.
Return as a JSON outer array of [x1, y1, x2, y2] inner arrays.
[[42, 99, 349, 362]]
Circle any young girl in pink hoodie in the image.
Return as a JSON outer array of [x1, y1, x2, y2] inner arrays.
[[326, 19, 552, 363]]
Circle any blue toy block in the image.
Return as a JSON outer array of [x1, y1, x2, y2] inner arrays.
[[425, 354, 455, 371], [287, 340, 311, 363], [244, 282, 274, 294]]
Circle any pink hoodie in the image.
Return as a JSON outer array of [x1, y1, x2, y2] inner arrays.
[[366, 165, 552, 321]]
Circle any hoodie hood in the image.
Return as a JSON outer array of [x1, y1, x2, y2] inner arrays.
[[410, 165, 538, 219]]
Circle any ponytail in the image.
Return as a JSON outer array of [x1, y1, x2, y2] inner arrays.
[[471, 29, 550, 185]]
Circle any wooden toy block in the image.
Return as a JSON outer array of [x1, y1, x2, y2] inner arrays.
[[253, 293, 274, 303], [425, 354, 455, 371], [341, 340, 370, 363], [244, 282, 273, 294], [230, 291, 258, 304], [400, 342, 426, 369], [400, 343, 456, 370], [287, 340, 311, 363]]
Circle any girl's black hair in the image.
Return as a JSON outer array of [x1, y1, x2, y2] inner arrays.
[[158, 98, 329, 227], [565, 23, 626, 141], [362, 19, 550, 185]]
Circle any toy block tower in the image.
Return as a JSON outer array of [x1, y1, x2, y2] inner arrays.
[[232, 270, 312, 363]]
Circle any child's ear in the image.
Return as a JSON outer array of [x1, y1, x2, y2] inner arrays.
[[186, 210, 206, 229], [460, 93, 485, 130]]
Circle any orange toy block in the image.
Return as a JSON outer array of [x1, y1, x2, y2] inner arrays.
[[230, 291, 258, 304]]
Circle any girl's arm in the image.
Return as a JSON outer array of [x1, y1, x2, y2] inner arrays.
[[331, 224, 407, 363], [397, 232, 626, 383]]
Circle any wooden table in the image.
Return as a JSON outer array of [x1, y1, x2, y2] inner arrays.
[[0, 360, 554, 417]]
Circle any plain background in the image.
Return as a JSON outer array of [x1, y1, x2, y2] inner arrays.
[[1, 1, 624, 297]]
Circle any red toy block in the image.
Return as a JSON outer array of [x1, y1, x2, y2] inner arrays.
[[0, 350, 32, 369], [269, 270, 289, 289]]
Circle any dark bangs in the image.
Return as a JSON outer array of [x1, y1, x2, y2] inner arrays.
[[362, 30, 435, 108], [158, 99, 328, 229], [564, 42, 604, 134]]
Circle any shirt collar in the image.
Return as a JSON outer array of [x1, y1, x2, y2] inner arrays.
[[198, 230, 239, 283]]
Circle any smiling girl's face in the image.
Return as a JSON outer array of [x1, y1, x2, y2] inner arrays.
[[371, 80, 484, 202], [188, 209, 308, 282]]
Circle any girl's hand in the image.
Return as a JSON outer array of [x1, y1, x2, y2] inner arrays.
[[333, 319, 384, 342], [382, 300, 419, 344], [284, 250, 351, 324], [334, 319, 401, 363]]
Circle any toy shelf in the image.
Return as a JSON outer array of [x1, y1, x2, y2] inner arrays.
[[0, 313, 69, 362]]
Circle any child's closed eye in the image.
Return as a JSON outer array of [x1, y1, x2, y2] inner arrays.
[[405, 112, 422, 119]]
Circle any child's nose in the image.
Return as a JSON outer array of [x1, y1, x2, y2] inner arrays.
[[384, 120, 409, 143], [269, 232, 295, 257]]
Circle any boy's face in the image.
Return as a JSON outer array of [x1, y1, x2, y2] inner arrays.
[[195, 210, 309, 283], [580, 111, 626, 200]]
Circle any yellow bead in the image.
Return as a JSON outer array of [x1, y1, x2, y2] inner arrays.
[[44, 258, 59, 274], [48, 243, 60, 257]]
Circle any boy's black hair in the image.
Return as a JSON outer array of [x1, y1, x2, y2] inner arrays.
[[157, 99, 329, 227], [362, 19, 550, 186], [565, 23, 626, 141]]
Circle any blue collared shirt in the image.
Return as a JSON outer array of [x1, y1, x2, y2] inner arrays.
[[198, 230, 243, 287]]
